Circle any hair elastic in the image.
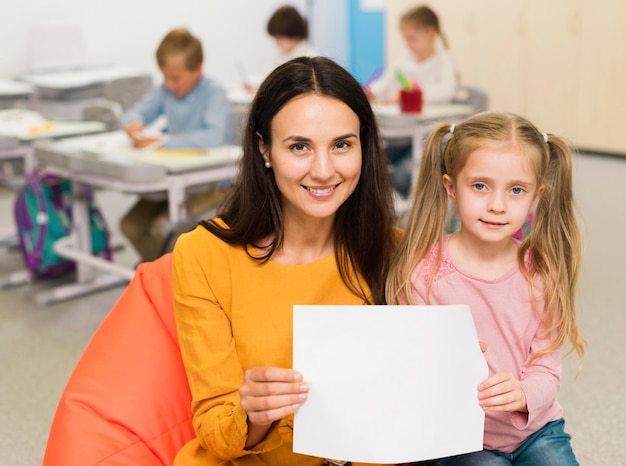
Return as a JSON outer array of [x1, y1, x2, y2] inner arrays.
[[450, 123, 455, 134], [543, 132, 548, 143]]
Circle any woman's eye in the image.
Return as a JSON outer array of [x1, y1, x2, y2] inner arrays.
[[335, 141, 351, 150], [290, 143, 307, 152]]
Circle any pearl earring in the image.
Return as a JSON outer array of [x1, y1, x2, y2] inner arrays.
[[264, 161, 271, 168]]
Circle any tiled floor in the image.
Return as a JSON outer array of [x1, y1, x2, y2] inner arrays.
[[1, 151, 625, 465]]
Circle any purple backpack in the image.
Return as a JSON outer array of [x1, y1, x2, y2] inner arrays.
[[13, 174, 112, 277]]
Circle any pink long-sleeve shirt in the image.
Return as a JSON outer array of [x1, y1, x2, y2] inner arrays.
[[410, 236, 563, 453]]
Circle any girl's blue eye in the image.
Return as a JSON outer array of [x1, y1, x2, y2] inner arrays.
[[473, 183, 486, 191], [511, 187, 525, 195]]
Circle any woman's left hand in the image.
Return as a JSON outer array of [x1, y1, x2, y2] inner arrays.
[[477, 371, 527, 413]]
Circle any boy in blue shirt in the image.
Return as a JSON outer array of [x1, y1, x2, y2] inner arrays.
[[121, 28, 232, 262]]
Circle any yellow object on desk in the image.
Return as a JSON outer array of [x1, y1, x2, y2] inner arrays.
[[154, 148, 207, 157]]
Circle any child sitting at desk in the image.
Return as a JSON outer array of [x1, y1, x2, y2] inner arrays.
[[121, 27, 232, 262], [243, 5, 318, 94], [367, 5, 457, 198]]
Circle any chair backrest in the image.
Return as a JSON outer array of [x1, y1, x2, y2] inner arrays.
[[43, 253, 195, 466], [453, 85, 489, 113], [82, 98, 123, 131], [102, 75, 153, 111]]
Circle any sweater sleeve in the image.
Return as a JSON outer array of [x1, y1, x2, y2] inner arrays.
[[172, 230, 284, 460], [162, 83, 232, 149], [511, 335, 562, 430], [121, 86, 165, 128], [420, 51, 457, 104]]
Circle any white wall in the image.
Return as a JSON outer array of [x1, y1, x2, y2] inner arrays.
[[1, 0, 347, 88]]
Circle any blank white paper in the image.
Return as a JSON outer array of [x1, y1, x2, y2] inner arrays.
[[292, 305, 488, 464]]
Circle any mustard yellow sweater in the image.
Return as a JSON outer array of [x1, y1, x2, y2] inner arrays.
[[173, 224, 382, 466]]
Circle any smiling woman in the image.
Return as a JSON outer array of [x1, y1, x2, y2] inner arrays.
[[171, 56, 397, 465]]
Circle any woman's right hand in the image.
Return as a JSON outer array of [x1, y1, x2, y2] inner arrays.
[[239, 366, 309, 448]]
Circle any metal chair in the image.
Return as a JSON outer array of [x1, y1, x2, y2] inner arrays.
[[452, 85, 489, 113], [81, 99, 123, 131]]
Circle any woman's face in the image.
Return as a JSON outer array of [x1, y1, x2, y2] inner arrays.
[[259, 94, 362, 225]]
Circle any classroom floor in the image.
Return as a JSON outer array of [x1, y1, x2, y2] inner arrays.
[[1, 151, 625, 465]]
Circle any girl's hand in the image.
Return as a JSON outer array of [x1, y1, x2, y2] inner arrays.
[[477, 371, 527, 413], [239, 367, 309, 447]]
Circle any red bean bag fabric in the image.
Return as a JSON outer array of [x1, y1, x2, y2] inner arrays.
[[43, 253, 195, 465]]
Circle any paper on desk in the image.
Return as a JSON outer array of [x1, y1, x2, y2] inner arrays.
[[292, 305, 488, 464]]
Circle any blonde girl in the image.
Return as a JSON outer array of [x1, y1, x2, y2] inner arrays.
[[368, 4, 456, 105], [387, 112, 585, 465]]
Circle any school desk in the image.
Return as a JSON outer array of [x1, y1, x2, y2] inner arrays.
[[18, 65, 150, 99], [374, 102, 474, 203], [31, 131, 241, 304], [0, 109, 106, 176], [0, 110, 107, 289], [0, 79, 33, 109]]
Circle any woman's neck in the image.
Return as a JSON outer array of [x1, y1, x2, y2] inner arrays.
[[271, 215, 335, 266]]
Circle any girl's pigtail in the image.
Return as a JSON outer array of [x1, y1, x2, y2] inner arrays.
[[386, 123, 452, 305], [526, 134, 585, 362]]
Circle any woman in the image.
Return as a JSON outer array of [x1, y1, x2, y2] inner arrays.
[[173, 56, 397, 465]]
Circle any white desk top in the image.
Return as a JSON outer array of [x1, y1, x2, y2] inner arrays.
[[18, 65, 149, 90], [0, 109, 105, 141], [35, 131, 242, 182], [373, 103, 474, 128], [0, 79, 34, 97]]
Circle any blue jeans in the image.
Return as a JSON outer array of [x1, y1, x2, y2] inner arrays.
[[436, 419, 578, 466]]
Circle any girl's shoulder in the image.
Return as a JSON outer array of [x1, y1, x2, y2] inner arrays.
[[415, 238, 457, 284]]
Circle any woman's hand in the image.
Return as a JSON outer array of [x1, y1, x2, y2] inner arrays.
[[239, 366, 309, 448], [477, 371, 527, 413]]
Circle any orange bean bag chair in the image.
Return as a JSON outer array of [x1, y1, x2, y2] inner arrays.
[[43, 253, 195, 465]]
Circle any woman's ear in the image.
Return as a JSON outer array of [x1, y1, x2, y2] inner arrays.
[[257, 132, 270, 165], [443, 174, 457, 203]]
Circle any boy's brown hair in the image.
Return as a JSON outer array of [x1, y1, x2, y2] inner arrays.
[[156, 28, 203, 70]]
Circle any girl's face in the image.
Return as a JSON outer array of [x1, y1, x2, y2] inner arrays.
[[443, 144, 543, 246], [259, 94, 362, 226], [401, 23, 437, 62], [274, 36, 300, 54]]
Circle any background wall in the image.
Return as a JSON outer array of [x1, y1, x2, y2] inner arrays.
[[387, 0, 626, 155], [0, 0, 348, 88]]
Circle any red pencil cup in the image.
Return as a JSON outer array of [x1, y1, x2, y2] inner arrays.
[[399, 86, 423, 113]]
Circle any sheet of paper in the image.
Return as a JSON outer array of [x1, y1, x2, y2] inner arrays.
[[293, 305, 488, 464]]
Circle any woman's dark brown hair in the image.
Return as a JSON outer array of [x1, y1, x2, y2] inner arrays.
[[202, 56, 396, 304]]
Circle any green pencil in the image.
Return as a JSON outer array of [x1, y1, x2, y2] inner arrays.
[[394, 68, 412, 91]]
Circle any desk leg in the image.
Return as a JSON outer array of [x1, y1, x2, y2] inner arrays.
[[168, 180, 187, 225], [410, 125, 430, 194]]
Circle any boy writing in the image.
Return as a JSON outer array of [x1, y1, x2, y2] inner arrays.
[[121, 28, 232, 262]]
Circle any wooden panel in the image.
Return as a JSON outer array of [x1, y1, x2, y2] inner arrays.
[[575, 1, 626, 153]]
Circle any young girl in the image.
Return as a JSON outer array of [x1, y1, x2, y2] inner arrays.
[[368, 5, 457, 198], [244, 5, 318, 94], [387, 112, 585, 465], [368, 4, 456, 105]]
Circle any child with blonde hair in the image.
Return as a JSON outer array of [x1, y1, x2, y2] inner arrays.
[[387, 112, 585, 465], [368, 5, 457, 198]]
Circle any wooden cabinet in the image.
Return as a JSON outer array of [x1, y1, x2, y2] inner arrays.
[[386, 0, 626, 154]]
